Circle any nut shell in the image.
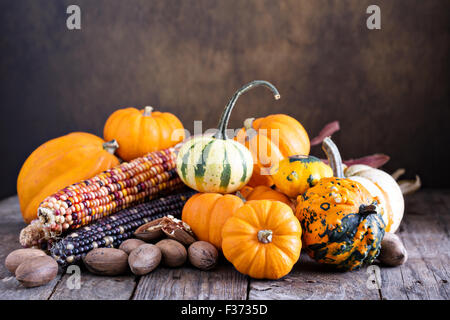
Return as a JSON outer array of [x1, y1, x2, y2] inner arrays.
[[15, 255, 58, 288], [188, 241, 218, 270], [5, 248, 47, 273], [128, 244, 162, 275], [83, 248, 129, 276], [378, 232, 408, 266], [161, 216, 196, 245], [119, 239, 146, 255], [134, 218, 164, 242], [156, 239, 187, 267]]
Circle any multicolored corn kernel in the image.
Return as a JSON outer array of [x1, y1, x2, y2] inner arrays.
[[49, 189, 197, 266], [37, 148, 182, 240]]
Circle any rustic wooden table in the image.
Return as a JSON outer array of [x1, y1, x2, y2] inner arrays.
[[0, 190, 448, 300]]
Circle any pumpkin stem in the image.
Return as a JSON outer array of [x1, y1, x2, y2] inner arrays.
[[322, 137, 344, 178], [234, 191, 247, 202], [359, 201, 380, 216], [214, 80, 280, 140], [103, 139, 119, 155], [243, 117, 255, 130], [143, 106, 153, 116], [257, 229, 273, 244]]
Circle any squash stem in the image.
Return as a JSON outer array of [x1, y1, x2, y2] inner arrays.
[[103, 139, 119, 155], [257, 229, 273, 244], [243, 118, 255, 130], [322, 137, 344, 178], [143, 106, 153, 116], [359, 201, 380, 216], [214, 80, 280, 140]]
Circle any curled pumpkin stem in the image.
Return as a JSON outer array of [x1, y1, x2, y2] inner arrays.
[[214, 80, 280, 140], [322, 137, 344, 178], [391, 168, 422, 195]]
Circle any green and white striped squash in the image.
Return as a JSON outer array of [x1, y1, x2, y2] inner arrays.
[[176, 80, 281, 194], [176, 136, 253, 193]]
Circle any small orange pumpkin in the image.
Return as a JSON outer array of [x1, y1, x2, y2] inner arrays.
[[17, 132, 120, 224], [239, 185, 295, 210], [222, 200, 302, 279], [181, 193, 244, 249], [235, 114, 310, 187], [104, 106, 184, 161]]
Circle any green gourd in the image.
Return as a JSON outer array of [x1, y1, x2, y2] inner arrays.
[[176, 80, 280, 193]]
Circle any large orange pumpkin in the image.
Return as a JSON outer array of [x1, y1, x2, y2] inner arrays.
[[239, 185, 295, 210], [222, 200, 302, 279], [235, 114, 310, 187], [104, 106, 184, 161], [182, 193, 244, 249], [17, 132, 120, 224]]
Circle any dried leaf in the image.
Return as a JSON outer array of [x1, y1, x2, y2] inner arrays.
[[311, 121, 340, 146]]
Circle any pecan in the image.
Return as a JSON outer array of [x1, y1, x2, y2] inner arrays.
[[134, 218, 165, 242], [160, 215, 196, 246]]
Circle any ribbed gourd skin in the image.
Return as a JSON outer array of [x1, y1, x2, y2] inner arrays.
[[176, 136, 253, 193], [49, 189, 197, 266]]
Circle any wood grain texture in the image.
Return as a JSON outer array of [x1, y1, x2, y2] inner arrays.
[[0, 195, 62, 299], [249, 254, 381, 300], [380, 192, 450, 300], [133, 263, 248, 300], [0, 191, 449, 300], [49, 273, 137, 300], [0, 0, 449, 199]]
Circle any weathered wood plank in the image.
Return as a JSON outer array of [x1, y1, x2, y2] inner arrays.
[[249, 254, 381, 300], [379, 192, 449, 300], [249, 190, 450, 300], [0, 196, 27, 278], [0, 195, 62, 299], [0, 191, 449, 300], [133, 261, 248, 300], [50, 272, 137, 300], [0, 276, 61, 300]]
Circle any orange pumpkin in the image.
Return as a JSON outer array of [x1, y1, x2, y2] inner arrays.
[[104, 106, 184, 161], [235, 114, 310, 187], [17, 132, 120, 224], [239, 185, 295, 210], [182, 193, 244, 249], [222, 200, 302, 279]]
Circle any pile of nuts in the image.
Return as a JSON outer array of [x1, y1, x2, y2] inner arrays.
[[4, 216, 219, 287], [83, 215, 219, 276], [5, 248, 58, 287]]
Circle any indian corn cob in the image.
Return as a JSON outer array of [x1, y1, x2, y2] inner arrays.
[[49, 189, 196, 266], [20, 147, 183, 247]]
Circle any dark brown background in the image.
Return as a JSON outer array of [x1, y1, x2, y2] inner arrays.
[[0, 0, 449, 199]]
